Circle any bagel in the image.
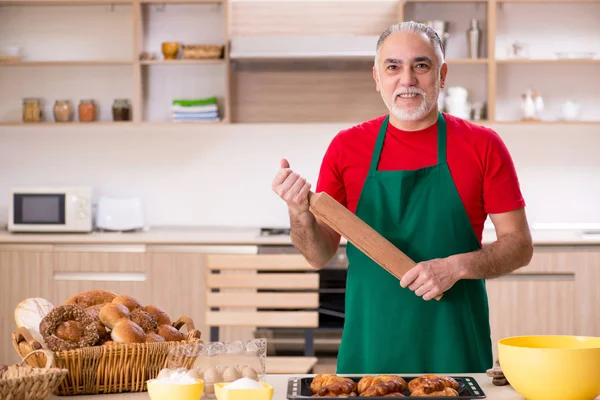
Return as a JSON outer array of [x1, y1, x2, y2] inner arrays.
[[39, 305, 99, 351]]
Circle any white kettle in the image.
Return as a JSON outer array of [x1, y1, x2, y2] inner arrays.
[[95, 196, 146, 231]]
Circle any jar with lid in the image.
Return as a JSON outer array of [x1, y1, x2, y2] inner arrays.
[[54, 100, 73, 122], [112, 99, 131, 121], [23, 98, 43, 122], [78, 100, 96, 122]]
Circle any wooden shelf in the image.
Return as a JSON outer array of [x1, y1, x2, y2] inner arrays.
[[497, 58, 600, 64], [140, 59, 225, 65], [447, 58, 488, 64], [0, 0, 133, 4], [0, 61, 133, 67], [0, 121, 135, 126]]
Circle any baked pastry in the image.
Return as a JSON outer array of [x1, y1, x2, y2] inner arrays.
[[157, 324, 185, 342], [358, 375, 407, 395], [85, 303, 109, 339], [410, 387, 458, 396], [145, 332, 166, 343], [145, 305, 171, 326], [39, 305, 99, 351], [14, 297, 54, 345], [310, 374, 357, 397], [99, 303, 130, 330], [110, 320, 146, 344], [65, 289, 117, 309], [112, 295, 143, 311], [130, 308, 159, 333], [408, 374, 458, 394]]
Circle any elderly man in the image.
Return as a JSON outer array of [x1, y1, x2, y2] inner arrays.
[[271, 21, 533, 374]]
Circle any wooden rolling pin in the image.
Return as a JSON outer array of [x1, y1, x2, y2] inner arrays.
[[308, 191, 442, 300]]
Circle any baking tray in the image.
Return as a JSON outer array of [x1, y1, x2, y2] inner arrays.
[[286, 376, 486, 399]]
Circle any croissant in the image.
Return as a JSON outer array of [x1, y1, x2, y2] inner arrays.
[[361, 381, 408, 397], [410, 387, 459, 396], [408, 375, 459, 393], [312, 379, 357, 397], [310, 374, 341, 393], [358, 375, 407, 394]]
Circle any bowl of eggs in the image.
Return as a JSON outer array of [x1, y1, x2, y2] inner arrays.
[[147, 368, 204, 400]]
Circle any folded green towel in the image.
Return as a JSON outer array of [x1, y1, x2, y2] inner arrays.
[[172, 97, 218, 107]]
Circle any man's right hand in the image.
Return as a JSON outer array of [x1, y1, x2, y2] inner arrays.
[[271, 158, 312, 218]]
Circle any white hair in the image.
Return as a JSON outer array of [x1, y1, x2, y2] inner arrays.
[[374, 21, 445, 70]]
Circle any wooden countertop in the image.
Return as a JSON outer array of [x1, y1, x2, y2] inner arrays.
[[48, 373, 590, 400], [0, 226, 599, 246]]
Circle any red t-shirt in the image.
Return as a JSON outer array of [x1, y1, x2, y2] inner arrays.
[[315, 113, 526, 244]]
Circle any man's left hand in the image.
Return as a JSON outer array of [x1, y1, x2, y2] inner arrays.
[[399, 258, 462, 300]]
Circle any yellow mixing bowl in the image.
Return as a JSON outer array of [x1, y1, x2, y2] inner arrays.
[[147, 379, 204, 400], [214, 381, 274, 400], [498, 335, 600, 400]]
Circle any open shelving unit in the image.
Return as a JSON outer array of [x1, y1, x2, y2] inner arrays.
[[0, 0, 598, 125]]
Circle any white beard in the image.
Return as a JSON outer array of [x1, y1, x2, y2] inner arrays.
[[379, 73, 440, 121]]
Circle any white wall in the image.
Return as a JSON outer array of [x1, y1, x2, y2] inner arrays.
[[0, 122, 598, 228], [1, 0, 599, 229]]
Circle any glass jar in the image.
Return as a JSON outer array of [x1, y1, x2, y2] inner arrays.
[[23, 98, 42, 122], [112, 99, 131, 121], [78, 99, 96, 122], [53, 100, 73, 122]]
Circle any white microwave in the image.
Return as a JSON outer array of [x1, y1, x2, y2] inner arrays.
[[8, 186, 93, 233]]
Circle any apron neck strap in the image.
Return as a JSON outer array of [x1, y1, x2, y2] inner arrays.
[[369, 111, 447, 173]]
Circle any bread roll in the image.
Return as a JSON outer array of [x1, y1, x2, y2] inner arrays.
[[145, 305, 171, 326], [99, 303, 130, 329], [145, 332, 166, 343], [112, 295, 143, 311], [130, 309, 158, 333], [157, 324, 185, 342], [110, 320, 146, 344], [14, 297, 55, 345]]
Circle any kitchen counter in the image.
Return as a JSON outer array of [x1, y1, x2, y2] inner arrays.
[[1, 226, 600, 246], [48, 373, 595, 400]]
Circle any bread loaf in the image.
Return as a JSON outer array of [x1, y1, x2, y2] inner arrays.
[[14, 297, 55, 345], [157, 324, 185, 342]]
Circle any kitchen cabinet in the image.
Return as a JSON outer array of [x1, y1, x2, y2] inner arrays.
[[0, 245, 55, 364], [52, 244, 150, 306], [486, 247, 599, 362], [2, 242, 600, 371]]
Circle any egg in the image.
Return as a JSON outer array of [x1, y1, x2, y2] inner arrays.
[[222, 366, 241, 382], [186, 369, 202, 380], [216, 364, 228, 376], [242, 366, 258, 381], [203, 366, 221, 384], [156, 368, 172, 380]]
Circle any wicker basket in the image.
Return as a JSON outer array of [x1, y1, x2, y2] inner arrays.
[[182, 44, 224, 60], [12, 316, 202, 396], [0, 349, 68, 400]]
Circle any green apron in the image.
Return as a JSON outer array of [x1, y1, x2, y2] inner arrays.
[[336, 112, 493, 374]]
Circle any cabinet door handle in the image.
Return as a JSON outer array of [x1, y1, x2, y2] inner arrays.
[[53, 272, 147, 282], [53, 244, 146, 253]]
